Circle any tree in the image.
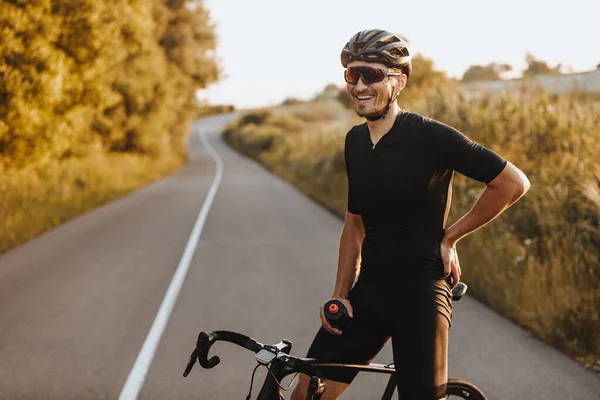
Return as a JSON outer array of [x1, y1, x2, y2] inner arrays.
[[155, 0, 220, 88], [523, 52, 561, 77], [407, 55, 448, 88], [462, 63, 512, 82], [313, 84, 341, 101], [0, 0, 220, 168]]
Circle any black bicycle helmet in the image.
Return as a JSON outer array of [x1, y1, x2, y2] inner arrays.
[[341, 29, 412, 78]]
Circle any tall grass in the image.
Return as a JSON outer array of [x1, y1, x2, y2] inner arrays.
[[424, 88, 600, 369], [0, 154, 181, 254], [222, 86, 600, 370]]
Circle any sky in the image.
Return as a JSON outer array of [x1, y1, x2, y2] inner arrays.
[[198, 0, 600, 109]]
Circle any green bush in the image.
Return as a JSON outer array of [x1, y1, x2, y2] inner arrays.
[[0, 0, 220, 254], [1, 0, 219, 167]]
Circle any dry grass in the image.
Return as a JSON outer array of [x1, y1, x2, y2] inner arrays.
[[0, 153, 182, 254], [222, 87, 600, 371]]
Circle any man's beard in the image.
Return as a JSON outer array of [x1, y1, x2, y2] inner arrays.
[[354, 98, 385, 119], [353, 90, 386, 118]]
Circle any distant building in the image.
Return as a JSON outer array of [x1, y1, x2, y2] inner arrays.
[[463, 68, 600, 97]]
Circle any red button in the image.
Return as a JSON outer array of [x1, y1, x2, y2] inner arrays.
[[329, 304, 339, 314]]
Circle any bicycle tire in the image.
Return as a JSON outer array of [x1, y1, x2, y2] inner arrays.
[[445, 379, 487, 400]]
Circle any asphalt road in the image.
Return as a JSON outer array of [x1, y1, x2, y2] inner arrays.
[[0, 114, 598, 400]]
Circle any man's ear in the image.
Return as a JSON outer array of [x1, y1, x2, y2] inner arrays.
[[396, 75, 407, 91]]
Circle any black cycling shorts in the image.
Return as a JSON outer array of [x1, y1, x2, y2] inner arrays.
[[305, 278, 452, 400]]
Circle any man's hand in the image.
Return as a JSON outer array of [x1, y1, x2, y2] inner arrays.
[[441, 239, 461, 289], [320, 298, 353, 335]]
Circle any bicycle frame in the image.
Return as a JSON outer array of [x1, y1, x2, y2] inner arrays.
[[185, 283, 473, 399], [256, 357, 398, 400]]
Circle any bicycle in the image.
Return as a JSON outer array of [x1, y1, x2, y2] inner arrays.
[[183, 282, 487, 400]]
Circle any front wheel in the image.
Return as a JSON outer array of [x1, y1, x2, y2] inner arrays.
[[445, 379, 487, 400]]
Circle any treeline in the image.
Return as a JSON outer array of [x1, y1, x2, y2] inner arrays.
[[0, 0, 219, 253], [460, 51, 598, 82], [0, 0, 218, 169]]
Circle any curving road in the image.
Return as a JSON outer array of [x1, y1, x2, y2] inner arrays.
[[0, 114, 598, 399]]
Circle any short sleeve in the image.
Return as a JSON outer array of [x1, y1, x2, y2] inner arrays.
[[429, 119, 507, 184], [344, 129, 361, 215]]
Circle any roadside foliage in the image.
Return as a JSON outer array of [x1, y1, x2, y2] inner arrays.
[[0, 0, 219, 252], [222, 58, 600, 370]]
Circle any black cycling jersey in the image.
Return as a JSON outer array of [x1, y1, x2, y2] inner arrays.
[[344, 110, 507, 281]]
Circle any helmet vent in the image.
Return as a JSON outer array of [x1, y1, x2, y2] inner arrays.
[[386, 47, 407, 58], [374, 35, 396, 49], [353, 42, 365, 53]]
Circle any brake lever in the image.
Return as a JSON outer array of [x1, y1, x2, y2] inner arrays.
[[183, 331, 219, 377]]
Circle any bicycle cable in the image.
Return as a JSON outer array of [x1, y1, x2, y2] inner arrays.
[[268, 368, 300, 390], [245, 362, 301, 399], [246, 363, 263, 400]]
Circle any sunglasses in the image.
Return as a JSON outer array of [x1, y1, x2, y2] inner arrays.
[[344, 66, 402, 85]]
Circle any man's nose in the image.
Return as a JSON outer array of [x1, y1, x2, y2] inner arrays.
[[354, 76, 368, 90]]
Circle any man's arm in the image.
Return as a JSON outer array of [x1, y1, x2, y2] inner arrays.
[[444, 161, 530, 244], [319, 211, 365, 335], [332, 211, 365, 299], [441, 161, 530, 286]]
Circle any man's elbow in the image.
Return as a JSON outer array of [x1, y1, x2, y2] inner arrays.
[[520, 174, 531, 194], [507, 165, 530, 201], [489, 162, 531, 200], [513, 166, 531, 198]]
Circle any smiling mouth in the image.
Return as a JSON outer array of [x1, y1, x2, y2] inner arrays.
[[355, 95, 374, 103]]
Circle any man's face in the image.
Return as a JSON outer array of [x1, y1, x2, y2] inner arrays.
[[345, 61, 405, 118]]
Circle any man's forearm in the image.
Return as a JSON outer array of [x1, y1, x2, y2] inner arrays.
[[332, 222, 364, 299], [445, 163, 530, 245]]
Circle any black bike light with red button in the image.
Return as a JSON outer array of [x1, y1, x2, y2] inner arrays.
[[324, 299, 351, 330]]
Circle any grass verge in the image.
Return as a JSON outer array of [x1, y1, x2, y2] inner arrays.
[[0, 152, 182, 254]]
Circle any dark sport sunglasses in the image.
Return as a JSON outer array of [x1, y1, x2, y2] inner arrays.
[[344, 66, 402, 85]]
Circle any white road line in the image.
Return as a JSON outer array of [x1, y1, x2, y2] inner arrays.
[[118, 127, 224, 400]]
